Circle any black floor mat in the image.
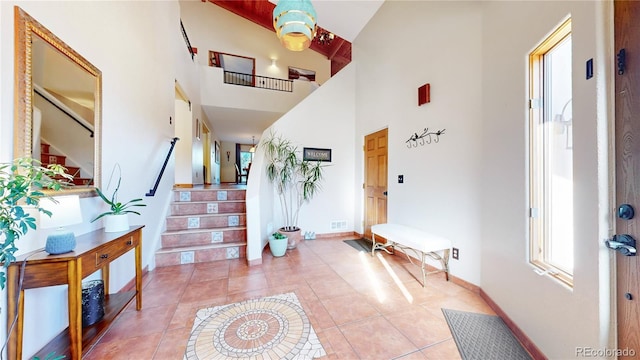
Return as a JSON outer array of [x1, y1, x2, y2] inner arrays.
[[343, 238, 375, 252], [442, 308, 532, 360]]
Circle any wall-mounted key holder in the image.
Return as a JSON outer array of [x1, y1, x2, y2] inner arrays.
[[406, 127, 445, 148]]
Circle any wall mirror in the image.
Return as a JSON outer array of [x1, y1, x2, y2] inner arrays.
[[14, 6, 101, 197]]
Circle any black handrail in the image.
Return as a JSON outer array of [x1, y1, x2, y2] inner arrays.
[[180, 20, 195, 61], [34, 88, 94, 137], [223, 71, 294, 92], [146, 137, 179, 197]]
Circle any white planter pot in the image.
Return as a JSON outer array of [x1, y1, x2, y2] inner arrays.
[[104, 214, 129, 232]]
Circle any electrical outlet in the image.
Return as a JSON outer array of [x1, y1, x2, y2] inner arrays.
[[452, 247, 459, 260]]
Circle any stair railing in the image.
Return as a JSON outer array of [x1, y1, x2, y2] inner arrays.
[[146, 137, 179, 197], [34, 87, 94, 137]]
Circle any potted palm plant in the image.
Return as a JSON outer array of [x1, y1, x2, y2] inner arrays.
[[91, 164, 146, 232], [0, 157, 72, 290], [263, 132, 325, 249]]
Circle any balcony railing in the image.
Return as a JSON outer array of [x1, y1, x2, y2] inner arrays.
[[224, 71, 293, 92], [180, 20, 195, 61]]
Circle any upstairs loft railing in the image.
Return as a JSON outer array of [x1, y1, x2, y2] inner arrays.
[[180, 20, 195, 61], [224, 71, 293, 92]]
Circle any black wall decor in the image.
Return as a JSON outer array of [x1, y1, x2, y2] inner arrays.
[[303, 147, 332, 162], [406, 127, 446, 148]]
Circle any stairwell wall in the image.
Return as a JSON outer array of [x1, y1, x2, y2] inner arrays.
[[0, 1, 183, 356], [246, 64, 357, 262]]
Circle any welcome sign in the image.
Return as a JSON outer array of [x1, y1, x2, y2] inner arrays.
[[303, 148, 331, 162]]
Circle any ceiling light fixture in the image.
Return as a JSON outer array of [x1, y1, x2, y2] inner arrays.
[[316, 30, 335, 46], [273, 0, 317, 52], [250, 136, 256, 153]]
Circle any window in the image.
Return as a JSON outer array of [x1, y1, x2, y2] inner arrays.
[[529, 19, 573, 286]]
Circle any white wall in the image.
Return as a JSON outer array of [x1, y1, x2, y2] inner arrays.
[[353, 1, 614, 357], [480, 1, 614, 358], [175, 98, 193, 184], [354, 1, 484, 285], [0, 1, 182, 357], [246, 63, 357, 262]]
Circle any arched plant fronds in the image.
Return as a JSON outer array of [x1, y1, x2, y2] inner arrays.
[[263, 131, 326, 231]]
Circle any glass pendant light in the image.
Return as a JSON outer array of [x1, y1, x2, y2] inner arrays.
[[273, 0, 317, 51]]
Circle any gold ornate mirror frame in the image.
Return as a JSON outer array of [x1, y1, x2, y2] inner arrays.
[[14, 6, 102, 197]]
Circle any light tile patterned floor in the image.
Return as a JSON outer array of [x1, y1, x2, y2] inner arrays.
[[184, 292, 325, 359], [84, 236, 495, 359]]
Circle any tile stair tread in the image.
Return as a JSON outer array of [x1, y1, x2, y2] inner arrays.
[[167, 212, 245, 219], [174, 186, 246, 190], [172, 200, 246, 204], [162, 226, 247, 235], [156, 241, 246, 254]]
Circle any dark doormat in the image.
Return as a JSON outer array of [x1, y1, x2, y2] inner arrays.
[[343, 238, 374, 253], [442, 308, 532, 360]]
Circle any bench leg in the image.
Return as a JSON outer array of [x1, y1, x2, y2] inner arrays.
[[421, 252, 427, 287], [442, 249, 450, 281], [371, 234, 395, 256]]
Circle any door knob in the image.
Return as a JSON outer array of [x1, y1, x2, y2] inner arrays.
[[605, 234, 637, 256]]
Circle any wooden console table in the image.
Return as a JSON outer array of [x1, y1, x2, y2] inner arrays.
[[6, 225, 144, 360]]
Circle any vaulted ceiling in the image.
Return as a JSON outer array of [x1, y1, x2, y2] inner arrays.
[[201, 0, 384, 144], [206, 0, 378, 75]]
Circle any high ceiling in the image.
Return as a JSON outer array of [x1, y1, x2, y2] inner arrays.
[[203, 0, 384, 144], [208, 0, 384, 74]]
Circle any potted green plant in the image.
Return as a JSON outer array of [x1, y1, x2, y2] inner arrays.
[[0, 157, 72, 290], [268, 231, 288, 257], [91, 165, 145, 232], [263, 132, 325, 249]]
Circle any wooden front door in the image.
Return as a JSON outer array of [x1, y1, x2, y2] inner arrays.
[[364, 128, 388, 240], [614, 1, 640, 356]]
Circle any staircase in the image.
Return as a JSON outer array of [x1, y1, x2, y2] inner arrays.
[[155, 187, 247, 267], [40, 143, 92, 185]]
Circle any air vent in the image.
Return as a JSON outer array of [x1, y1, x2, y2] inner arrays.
[[330, 220, 347, 230]]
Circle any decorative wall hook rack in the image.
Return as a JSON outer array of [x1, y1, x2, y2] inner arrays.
[[406, 127, 446, 148]]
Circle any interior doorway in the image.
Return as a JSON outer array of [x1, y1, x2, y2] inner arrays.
[[201, 123, 212, 185], [235, 143, 254, 184], [363, 128, 388, 240]]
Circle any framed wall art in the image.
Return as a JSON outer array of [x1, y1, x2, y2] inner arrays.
[[288, 66, 316, 82], [303, 147, 331, 162]]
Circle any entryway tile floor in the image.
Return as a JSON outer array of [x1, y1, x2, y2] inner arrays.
[[85, 236, 495, 359]]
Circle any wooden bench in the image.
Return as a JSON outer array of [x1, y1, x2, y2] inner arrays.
[[371, 223, 452, 287]]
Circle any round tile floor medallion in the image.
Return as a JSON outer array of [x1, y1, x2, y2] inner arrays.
[[184, 293, 325, 359]]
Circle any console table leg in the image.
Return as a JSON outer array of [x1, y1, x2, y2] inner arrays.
[[135, 242, 142, 310], [7, 265, 23, 360], [68, 260, 82, 360]]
